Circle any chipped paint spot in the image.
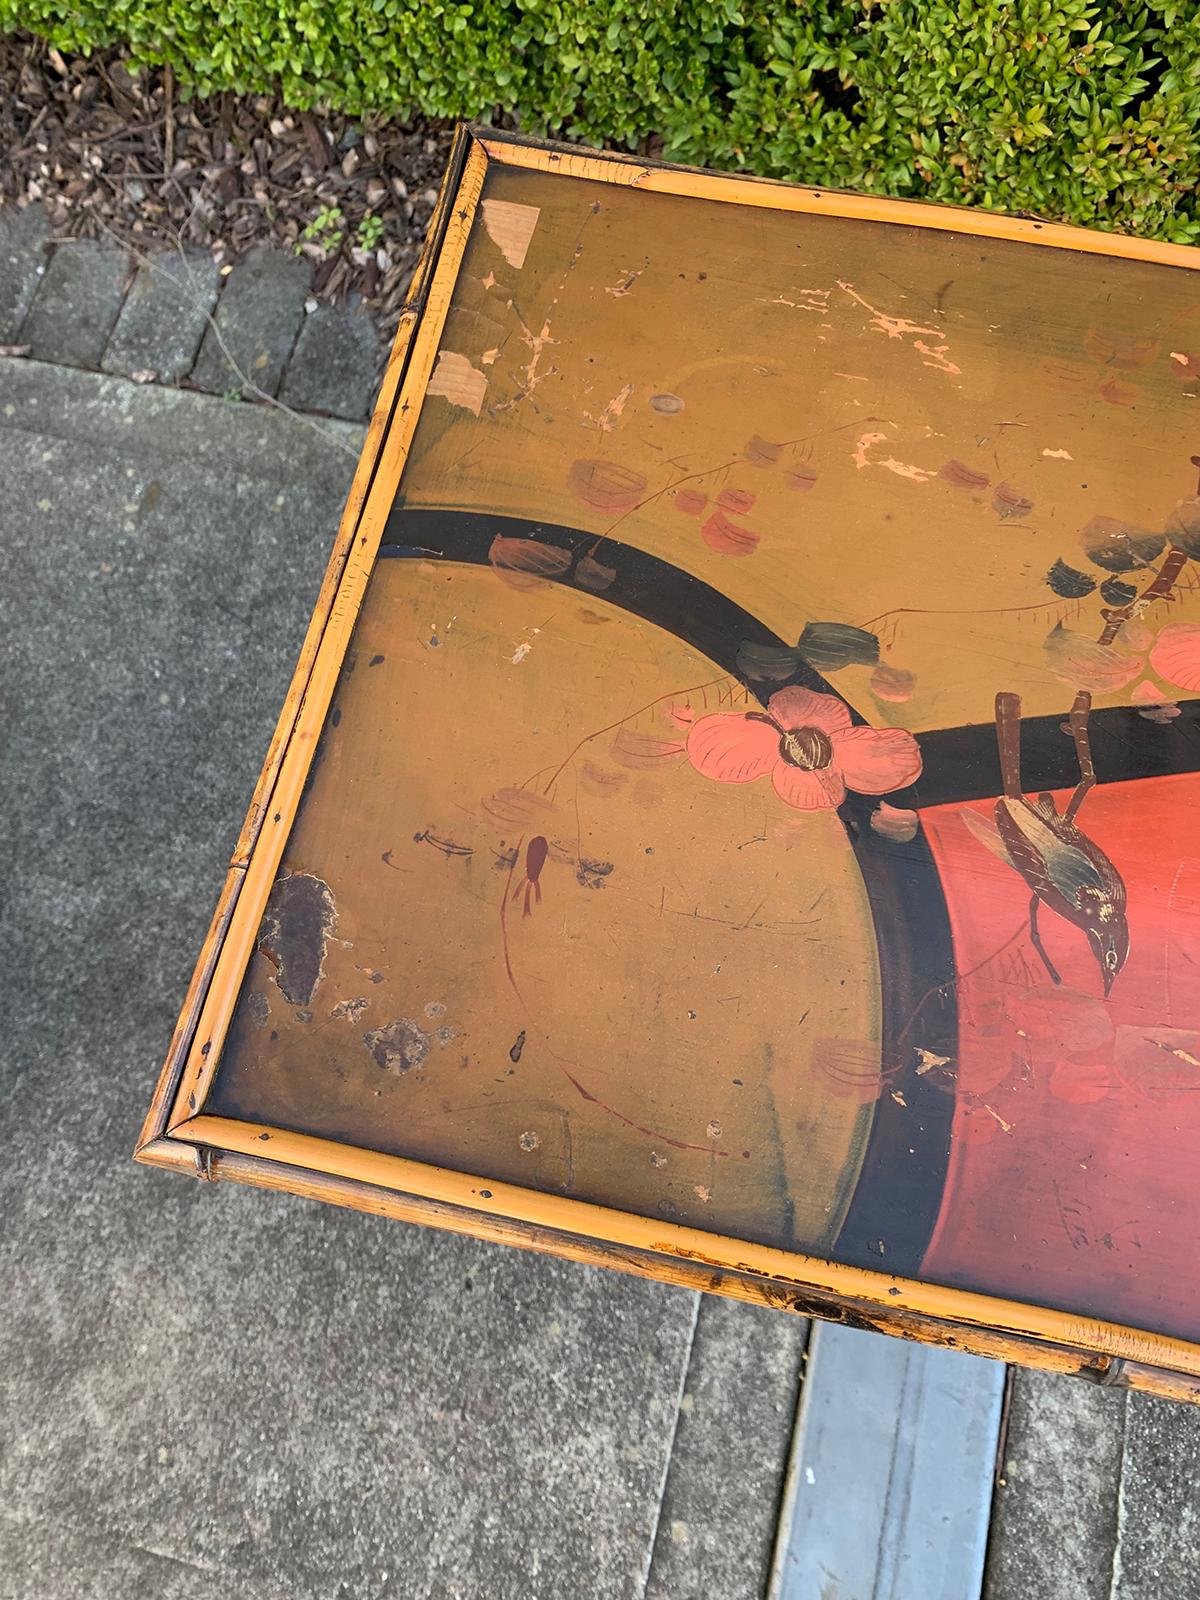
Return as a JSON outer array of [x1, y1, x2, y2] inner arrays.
[[364, 1018, 431, 1074], [853, 431, 934, 481], [913, 338, 961, 375], [585, 382, 634, 432], [915, 1048, 952, 1075], [480, 199, 540, 269], [330, 997, 369, 1024], [757, 289, 829, 312], [839, 281, 960, 375], [1042, 447, 1073, 459], [519, 1130, 541, 1151], [245, 992, 269, 1028], [854, 431, 888, 469], [693, 1184, 712, 1202], [480, 347, 501, 366], [424, 1000, 446, 1019], [839, 280, 939, 340], [428, 350, 487, 416], [494, 312, 558, 414], [606, 265, 646, 297], [258, 872, 337, 1006], [510, 641, 532, 664], [706, 1119, 722, 1140]]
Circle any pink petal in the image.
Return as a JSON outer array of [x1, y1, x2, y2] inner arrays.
[[611, 728, 686, 769], [772, 763, 844, 810], [1004, 984, 1113, 1054], [701, 511, 760, 556], [567, 458, 647, 512], [810, 1038, 884, 1103], [1049, 1060, 1113, 1105], [870, 662, 917, 703], [1149, 623, 1200, 692], [870, 802, 919, 843], [1043, 623, 1141, 694], [832, 726, 923, 793], [687, 714, 778, 783], [766, 686, 851, 734]]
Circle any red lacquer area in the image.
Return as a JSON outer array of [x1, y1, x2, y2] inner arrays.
[[920, 772, 1200, 1342]]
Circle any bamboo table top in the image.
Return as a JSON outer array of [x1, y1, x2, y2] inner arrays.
[[139, 127, 1200, 1400]]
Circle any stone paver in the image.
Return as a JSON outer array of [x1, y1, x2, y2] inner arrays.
[[0, 357, 800, 1600], [1115, 1389, 1200, 1599], [0, 203, 49, 343], [18, 240, 131, 367], [644, 1295, 807, 1600], [189, 244, 310, 398], [984, 1366, 1200, 1600], [279, 291, 380, 421], [102, 250, 221, 383]]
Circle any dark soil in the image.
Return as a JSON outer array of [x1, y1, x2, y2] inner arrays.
[[0, 29, 458, 344]]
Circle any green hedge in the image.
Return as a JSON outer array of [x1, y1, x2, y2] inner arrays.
[[5, 0, 1200, 241]]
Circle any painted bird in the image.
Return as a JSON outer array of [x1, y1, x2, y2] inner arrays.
[[961, 690, 1129, 996]]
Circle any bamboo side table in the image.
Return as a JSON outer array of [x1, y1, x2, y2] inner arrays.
[[139, 126, 1200, 1401]]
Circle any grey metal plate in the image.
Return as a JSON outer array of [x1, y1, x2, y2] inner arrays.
[[772, 1323, 1004, 1600]]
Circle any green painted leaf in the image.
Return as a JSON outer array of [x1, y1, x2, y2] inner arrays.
[[797, 622, 881, 671]]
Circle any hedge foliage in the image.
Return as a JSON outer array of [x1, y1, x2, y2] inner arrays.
[[4, 0, 1200, 241]]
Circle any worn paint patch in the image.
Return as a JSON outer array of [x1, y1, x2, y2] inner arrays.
[[585, 382, 634, 432], [330, 997, 369, 1024], [244, 991, 270, 1028], [480, 199, 540, 268], [428, 350, 488, 416], [853, 431, 934, 481], [258, 871, 337, 1006], [364, 1018, 432, 1074]]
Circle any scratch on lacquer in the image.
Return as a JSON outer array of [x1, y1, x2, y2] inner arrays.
[[838, 281, 961, 375], [584, 382, 634, 432], [492, 308, 558, 414], [757, 289, 831, 315]]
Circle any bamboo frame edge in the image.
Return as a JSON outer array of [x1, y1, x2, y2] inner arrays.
[[168, 1112, 1200, 1387], [163, 137, 491, 1133], [475, 126, 1200, 272]]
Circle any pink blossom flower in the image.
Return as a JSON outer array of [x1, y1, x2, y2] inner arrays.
[[686, 686, 922, 810]]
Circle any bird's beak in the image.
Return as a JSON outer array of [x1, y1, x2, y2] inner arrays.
[[1102, 967, 1115, 998]]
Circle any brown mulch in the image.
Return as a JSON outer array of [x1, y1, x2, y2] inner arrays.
[[0, 29, 459, 345]]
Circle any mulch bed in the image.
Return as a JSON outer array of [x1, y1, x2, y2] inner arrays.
[[0, 29, 460, 345]]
